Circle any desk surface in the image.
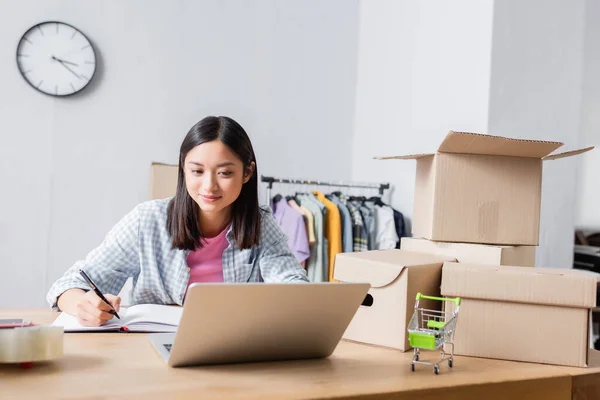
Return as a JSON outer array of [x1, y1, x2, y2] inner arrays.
[[1, 309, 599, 400]]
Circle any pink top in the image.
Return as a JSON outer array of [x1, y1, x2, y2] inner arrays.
[[186, 224, 230, 292]]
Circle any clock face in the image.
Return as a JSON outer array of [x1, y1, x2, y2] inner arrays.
[[16, 21, 97, 97]]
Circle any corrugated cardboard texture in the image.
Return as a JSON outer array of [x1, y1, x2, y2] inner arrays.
[[413, 156, 435, 239], [437, 131, 563, 158], [416, 153, 543, 245], [448, 299, 589, 367], [544, 146, 595, 161], [377, 131, 594, 246], [441, 262, 597, 308], [150, 163, 178, 200], [333, 250, 455, 351], [375, 153, 434, 160], [334, 250, 452, 288], [400, 237, 536, 267]]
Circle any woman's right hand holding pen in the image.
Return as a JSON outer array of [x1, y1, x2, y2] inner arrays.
[[57, 289, 121, 327]]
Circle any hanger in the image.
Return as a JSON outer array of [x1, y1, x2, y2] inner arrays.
[[272, 193, 283, 204], [349, 195, 366, 203], [368, 196, 385, 207]]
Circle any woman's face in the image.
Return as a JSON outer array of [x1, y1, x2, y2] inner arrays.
[[184, 140, 253, 216]]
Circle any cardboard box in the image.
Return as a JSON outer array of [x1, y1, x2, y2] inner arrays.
[[150, 162, 178, 199], [333, 250, 455, 351], [377, 131, 593, 245], [400, 237, 536, 267], [441, 262, 597, 367]]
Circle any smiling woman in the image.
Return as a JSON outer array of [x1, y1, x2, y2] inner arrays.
[[46, 116, 308, 327], [169, 117, 259, 249]]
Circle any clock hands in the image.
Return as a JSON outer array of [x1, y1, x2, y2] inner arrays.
[[51, 55, 80, 79], [51, 56, 78, 66]]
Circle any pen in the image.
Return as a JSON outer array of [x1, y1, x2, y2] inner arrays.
[[78, 269, 120, 320]]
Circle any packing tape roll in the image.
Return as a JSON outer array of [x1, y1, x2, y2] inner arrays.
[[0, 326, 64, 363]]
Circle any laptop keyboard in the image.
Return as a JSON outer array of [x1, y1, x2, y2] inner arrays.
[[163, 344, 172, 352]]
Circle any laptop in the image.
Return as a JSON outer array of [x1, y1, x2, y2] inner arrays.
[[149, 282, 370, 367]]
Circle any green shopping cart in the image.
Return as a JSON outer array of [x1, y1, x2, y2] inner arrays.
[[407, 292, 461, 374]]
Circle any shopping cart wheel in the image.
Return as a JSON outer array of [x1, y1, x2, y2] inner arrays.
[[414, 354, 419, 361], [411, 364, 415, 372], [434, 365, 439, 375], [448, 359, 453, 368]]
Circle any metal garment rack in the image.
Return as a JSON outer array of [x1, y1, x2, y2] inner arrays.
[[261, 175, 390, 201]]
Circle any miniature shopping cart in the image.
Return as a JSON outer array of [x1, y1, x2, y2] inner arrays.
[[407, 293, 461, 374]]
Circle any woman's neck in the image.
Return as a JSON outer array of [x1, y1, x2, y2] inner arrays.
[[198, 207, 232, 238]]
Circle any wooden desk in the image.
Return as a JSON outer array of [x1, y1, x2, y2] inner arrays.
[[0, 309, 598, 400]]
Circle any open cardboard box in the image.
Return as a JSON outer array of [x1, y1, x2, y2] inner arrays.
[[377, 131, 594, 245], [441, 262, 597, 367], [333, 250, 455, 351]]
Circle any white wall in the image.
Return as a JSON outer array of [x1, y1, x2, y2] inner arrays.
[[353, 0, 586, 269], [577, 0, 600, 230], [0, 0, 359, 307], [352, 0, 494, 226], [2, 0, 593, 308], [488, 0, 586, 268]]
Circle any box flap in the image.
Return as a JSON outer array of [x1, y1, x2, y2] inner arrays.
[[374, 153, 434, 160], [334, 250, 452, 288], [373, 131, 567, 159], [441, 262, 597, 308], [543, 146, 594, 161], [437, 131, 563, 158]]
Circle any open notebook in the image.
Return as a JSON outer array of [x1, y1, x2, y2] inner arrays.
[[52, 304, 183, 333]]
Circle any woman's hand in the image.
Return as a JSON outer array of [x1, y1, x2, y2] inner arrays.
[[57, 288, 121, 327]]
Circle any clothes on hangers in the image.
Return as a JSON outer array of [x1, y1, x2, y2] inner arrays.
[[393, 208, 407, 248], [351, 201, 375, 250], [313, 191, 342, 282], [329, 195, 353, 253], [288, 198, 316, 245], [271, 198, 310, 265], [267, 179, 408, 283], [304, 193, 329, 280], [343, 198, 368, 252], [301, 205, 316, 245], [296, 194, 327, 283], [373, 203, 399, 250]]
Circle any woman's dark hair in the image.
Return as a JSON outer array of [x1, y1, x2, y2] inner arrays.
[[167, 116, 261, 250]]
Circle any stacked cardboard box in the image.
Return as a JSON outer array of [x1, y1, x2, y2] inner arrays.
[[333, 250, 455, 351], [150, 162, 178, 199], [334, 131, 597, 367]]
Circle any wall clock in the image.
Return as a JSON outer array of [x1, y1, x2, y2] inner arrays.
[[16, 21, 97, 97]]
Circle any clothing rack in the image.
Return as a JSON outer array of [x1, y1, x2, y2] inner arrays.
[[261, 175, 390, 201]]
